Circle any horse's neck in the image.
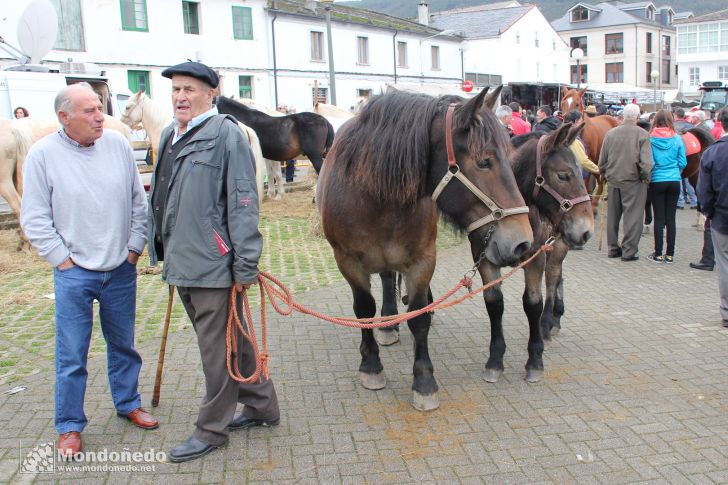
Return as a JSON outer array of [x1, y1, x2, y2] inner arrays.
[[141, 97, 170, 148]]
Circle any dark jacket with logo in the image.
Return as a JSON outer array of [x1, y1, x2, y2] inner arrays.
[[148, 114, 261, 287], [697, 135, 728, 235]]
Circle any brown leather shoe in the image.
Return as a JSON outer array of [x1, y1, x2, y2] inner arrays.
[[58, 432, 82, 457], [118, 407, 159, 430]]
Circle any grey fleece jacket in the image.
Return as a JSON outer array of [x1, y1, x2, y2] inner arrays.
[[20, 130, 148, 271]]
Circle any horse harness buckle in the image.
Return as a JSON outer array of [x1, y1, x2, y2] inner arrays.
[[432, 104, 529, 234]]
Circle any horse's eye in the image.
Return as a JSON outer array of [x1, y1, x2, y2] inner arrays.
[[557, 172, 570, 181], [476, 158, 492, 169]]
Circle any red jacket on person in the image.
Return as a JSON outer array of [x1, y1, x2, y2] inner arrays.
[[510, 115, 531, 136]]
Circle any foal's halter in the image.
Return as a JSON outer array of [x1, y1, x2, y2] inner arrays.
[[532, 136, 591, 229], [431, 104, 529, 234]]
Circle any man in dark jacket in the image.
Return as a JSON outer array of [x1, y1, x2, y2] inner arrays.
[[696, 107, 728, 328], [148, 61, 279, 462], [533, 105, 562, 133], [598, 104, 654, 261]]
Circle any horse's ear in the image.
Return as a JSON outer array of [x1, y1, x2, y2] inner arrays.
[[565, 121, 586, 146], [546, 122, 573, 152], [461, 86, 489, 126], [483, 85, 502, 111], [579, 87, 588, 96], [561, 86, 569, 96]]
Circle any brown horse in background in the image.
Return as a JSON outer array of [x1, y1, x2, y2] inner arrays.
[[560, 87, 618, 212], [318, 87, 533, 411]]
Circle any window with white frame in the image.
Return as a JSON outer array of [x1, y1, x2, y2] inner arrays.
[[689, 67, 700, 86], [516, 31, 520, 44], [310, 31, 324, 61], [571, 6, 589, 22], [357, 36, 369, 65], [535, 31, 539, 48], [397, 41, 407, 68], [719, 66, 728, 81], [552, 38, 556, 50], [431, 45, 440, 70]]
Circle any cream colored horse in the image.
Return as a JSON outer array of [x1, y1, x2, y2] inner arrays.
[[0, 116, 132, 249], [120, 92, 265, 198]]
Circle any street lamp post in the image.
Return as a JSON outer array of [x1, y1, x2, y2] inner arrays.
[[651, 69, 659, 112], [570, 47, 584, 88], [320, 0, 336, 105]]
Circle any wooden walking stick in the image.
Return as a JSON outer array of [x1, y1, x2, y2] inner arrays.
[[598, 191, 606, 251], [152, 284, 175, 407]]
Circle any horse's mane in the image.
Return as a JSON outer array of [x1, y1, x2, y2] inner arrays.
[[215, 96, 276, 119], [333, 91, 500, 206], [511, 132, 542, 149]]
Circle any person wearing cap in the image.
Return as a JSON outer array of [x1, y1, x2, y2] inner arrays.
[[21, 83, 156, 457], [148, 61, 279, 463]]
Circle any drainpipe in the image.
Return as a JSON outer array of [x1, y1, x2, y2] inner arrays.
[[272, 14, 279, 109], [634, 24, 638, 86], [392, 31, 398, 84]]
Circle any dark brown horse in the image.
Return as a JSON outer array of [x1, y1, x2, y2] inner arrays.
[[317, 87, 534, 411], [478, 123, 594, 383], [560, 87, 618, 212], [214, 96, 334, 173]]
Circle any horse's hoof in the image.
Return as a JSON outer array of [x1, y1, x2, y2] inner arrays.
[[411, 390, 439, 411], [525, 368, 543, 383], [484, 368, 503, 383], [374, 328, 399, 346], [550, 326, 560, 336], [359, 371, 386, 390]]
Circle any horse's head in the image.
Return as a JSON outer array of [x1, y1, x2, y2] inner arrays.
[[429, 86, 533, 266], [121, 91, 147, 130], [514, 123, 594, 247], [560, 86, 587, 114]]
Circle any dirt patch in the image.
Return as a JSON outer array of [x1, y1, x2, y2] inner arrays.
[[0, 230, 46, 275], [260, 183, 318, 220]]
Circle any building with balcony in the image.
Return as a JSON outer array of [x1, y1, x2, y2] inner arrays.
[[552, 1, 679, 99], [675, 8, 728, 101]]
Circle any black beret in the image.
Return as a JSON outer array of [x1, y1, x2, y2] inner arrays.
[[161, 61, 219, 88]]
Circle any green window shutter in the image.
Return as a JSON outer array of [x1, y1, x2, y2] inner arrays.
[[120, 0, 148, 32], [128, 70, 150, 94], [232, 6, 253, 40], [239, 76, 252, 99], [183, 1, 199, 35]]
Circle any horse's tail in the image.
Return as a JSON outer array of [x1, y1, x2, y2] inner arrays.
[[10, 120, 34, 195], [322, 119, 335, 159]]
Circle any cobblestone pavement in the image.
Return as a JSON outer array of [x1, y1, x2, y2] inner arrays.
[[1, 208, 727, 484]]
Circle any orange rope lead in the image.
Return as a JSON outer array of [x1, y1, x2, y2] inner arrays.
[[226, 242, 555, 382]]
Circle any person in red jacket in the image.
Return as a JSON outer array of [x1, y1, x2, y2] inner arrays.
[[508, 102, 531, 136]]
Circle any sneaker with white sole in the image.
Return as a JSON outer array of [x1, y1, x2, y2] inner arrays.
[[647, 253, 664, 263]]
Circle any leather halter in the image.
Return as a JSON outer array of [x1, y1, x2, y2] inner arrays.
[[532, 135, 591, 215], [431, 104, 529, 234]]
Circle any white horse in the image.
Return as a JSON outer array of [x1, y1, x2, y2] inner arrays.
[[0, 115, 132, 249], [120, 92, 265, 199]]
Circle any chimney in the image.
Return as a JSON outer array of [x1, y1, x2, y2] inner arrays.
[[418, 1, 429, 26]]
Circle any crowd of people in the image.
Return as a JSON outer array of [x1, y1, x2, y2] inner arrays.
[[13, 67, 728, 465]]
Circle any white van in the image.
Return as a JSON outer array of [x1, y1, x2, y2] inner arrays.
[[0, 65, 129, 120]]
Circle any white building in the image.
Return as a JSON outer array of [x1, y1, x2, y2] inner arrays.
[[419, 1, 569, 111], [675, 8, 728, 100], [552, 1, 679, 95], [0, 0, 465, 115]]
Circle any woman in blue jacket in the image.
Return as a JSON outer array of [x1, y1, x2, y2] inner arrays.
[[648, 110, 687, 263]]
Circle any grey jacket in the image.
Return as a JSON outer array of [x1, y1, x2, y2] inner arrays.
[[148, 114, 262, 287], [598, 120, 653, 188]]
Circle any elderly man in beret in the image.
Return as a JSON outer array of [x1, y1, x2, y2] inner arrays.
[[148, 61, 279, 463]]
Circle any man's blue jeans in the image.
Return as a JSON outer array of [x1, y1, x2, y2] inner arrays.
[[678, 178, 697, 208], [53, 260, 142, 434]]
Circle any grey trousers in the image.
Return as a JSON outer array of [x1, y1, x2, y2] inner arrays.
[[177, 286, 279, 446], [607, 181, 648, 258], [710, 228, 728, 322]]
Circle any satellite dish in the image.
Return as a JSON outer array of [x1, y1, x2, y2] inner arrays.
[[17, 0, 58, 64]]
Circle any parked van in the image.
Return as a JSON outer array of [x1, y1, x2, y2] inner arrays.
[[0, 64, 129, 120]]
